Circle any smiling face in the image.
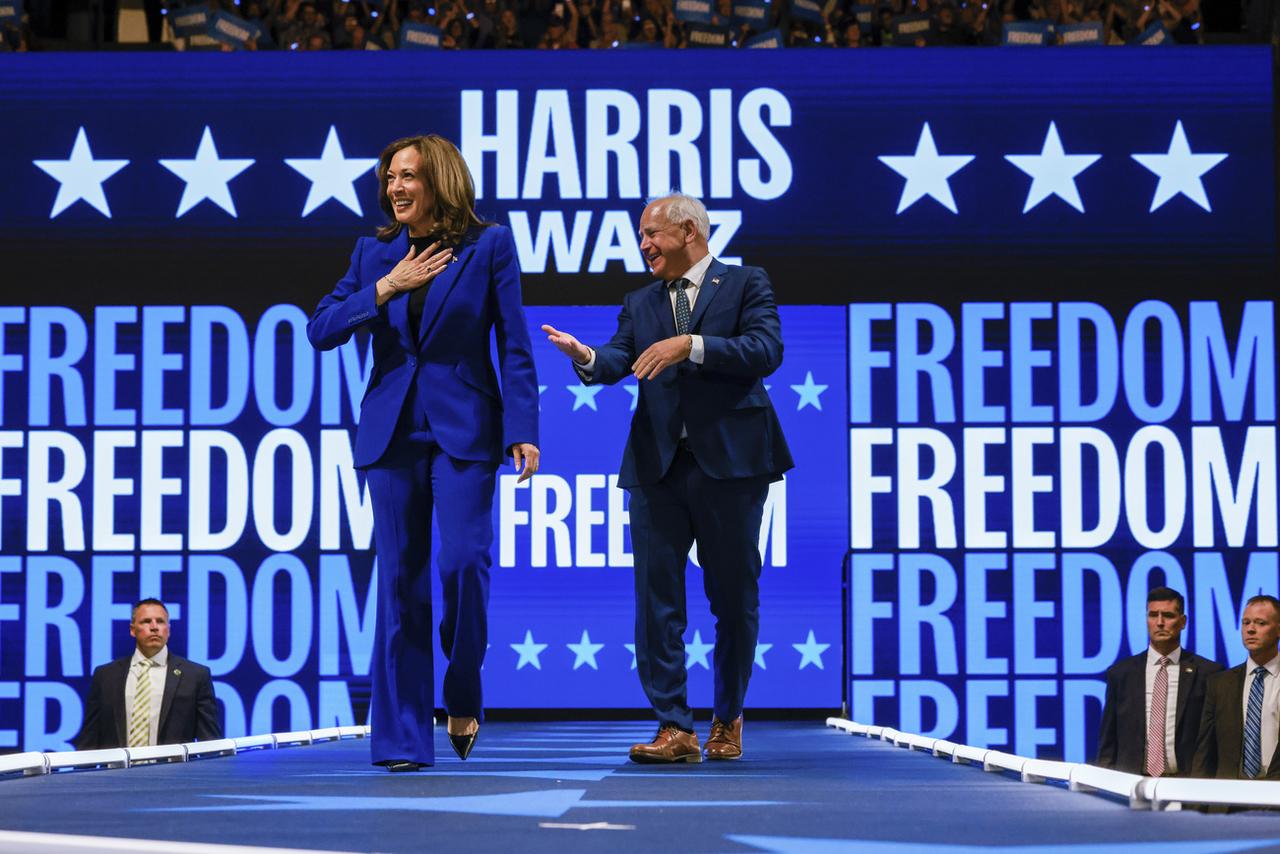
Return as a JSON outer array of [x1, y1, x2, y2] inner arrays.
[[386, 146, 437, 236], [1242, 601, 1280, 663], [638, 200, 698, 281], [130, 603, 170, 659]]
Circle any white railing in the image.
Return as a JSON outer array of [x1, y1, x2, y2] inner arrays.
[[826, 716, 1280, 812], [0, 725, 371, 778]]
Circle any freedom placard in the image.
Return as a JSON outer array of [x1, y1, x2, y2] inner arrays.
[[1131, 20, 1169, 44], [399, 21, 442, 48], [686, 22, 732, 43], [207, 10, 262, 48], [890, 12, 930, 43], [790, 0, 825, 23], [1058, 21, 1103, 43], [1002, 19, 1054, 44], [170, 4, 211, 36], [732, 0, 769, 28], [674, 0, 714, 23], [0, 0, 22, 24]]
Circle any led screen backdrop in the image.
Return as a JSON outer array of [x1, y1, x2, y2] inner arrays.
[[0, 48, 1274, 756]]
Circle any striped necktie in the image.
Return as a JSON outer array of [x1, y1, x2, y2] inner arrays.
[[128, 658, 157, 748], [1145, 656, 1170, 776], [1244, 666, 1267, 778]]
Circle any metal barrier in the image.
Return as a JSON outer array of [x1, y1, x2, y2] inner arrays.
[[0, 725, 372, 779], [826, 716, 1280, 812]]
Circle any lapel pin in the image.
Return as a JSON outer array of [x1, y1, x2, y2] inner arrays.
[[1184, 666, 1194, 673], [172, 668, 181, 677], [711, 277, 720, 285]]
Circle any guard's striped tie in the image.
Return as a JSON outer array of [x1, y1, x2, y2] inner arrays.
[[671, 278, 691, 336], [1145, 656, 1170, 776], [1244, 665, 1267, 778], [128, 659, 155, 748]]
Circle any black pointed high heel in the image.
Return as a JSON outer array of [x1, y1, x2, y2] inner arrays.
[[447, 717, 479, 760]]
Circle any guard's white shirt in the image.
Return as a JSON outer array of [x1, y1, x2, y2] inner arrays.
[[1143, 646, 1181, 773], [125, 645, 168, 747]]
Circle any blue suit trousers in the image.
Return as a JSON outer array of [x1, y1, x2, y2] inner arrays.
[[629, 447, 769, 732], [365, 443, 496, 766]]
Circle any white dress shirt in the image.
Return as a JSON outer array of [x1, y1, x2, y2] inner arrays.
[[1143, 646, 1181, 773], [1242, 653, 1280, 775], [124, 645, 168, 747], [579, 253, 715, 374]]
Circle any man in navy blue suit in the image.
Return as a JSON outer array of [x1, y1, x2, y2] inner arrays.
[[544, 193, 793, 762]]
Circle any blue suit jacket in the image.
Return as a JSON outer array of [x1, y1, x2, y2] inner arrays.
[[586, 259, 793, 489], [307, 224, 538, 468]]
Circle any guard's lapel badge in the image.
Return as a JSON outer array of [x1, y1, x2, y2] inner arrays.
[[173, 668, 182, 677]]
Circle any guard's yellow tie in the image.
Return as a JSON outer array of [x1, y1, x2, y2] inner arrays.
[[128, 659, 156, 748]]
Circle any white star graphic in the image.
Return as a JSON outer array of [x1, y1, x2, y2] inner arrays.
[[623, 643, 638, 670], [793, 630, 830, 670], [566, 383, 605, 412], [624, 384, 639, 411], [566, 630, 605, 670], [284, 126, 378, 217], [537, 384, 548, 410], [790, 371, 827, 412], [511, 630, 549, 670], [33, 127, 130, 218], [1003, 121, 1101, 214], [685, 630, 713, 670], [877, 123, 974, 215], [754, 642, 773, 670], [1131, 120, 1228, 213], [159, 126, 255, 218]]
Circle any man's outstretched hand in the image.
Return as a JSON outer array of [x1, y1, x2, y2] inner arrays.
[[542, 324, 592, 365]]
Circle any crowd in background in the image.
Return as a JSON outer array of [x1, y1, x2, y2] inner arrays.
[[9, 0, 1272, 50]]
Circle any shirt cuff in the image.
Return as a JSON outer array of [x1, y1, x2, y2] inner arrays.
[[575, 348, 596, 377], [689, 335, 704, 365]]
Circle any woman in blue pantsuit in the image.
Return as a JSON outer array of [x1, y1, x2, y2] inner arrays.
[[307, 135, 540, 771]]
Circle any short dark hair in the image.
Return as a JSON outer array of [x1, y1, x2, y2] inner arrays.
[[131, 598, 168, 621], [1147, 587, 1185, 615], [1245, 594, 1280, 616]]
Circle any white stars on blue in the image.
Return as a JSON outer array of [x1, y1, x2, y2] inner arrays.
[[878, 122, 975, 215], [566, 630, 605, 670], [159, 126, 255, 218], [623, 384, 639, 411], [284, 125, 378, 216], [566, 382, 605, 412], [1004, 121, 1100, 214], [1131, 120, 1228, 212], [33, 127, 129, 218], [790, 372, 827, 411], [792, 630, 830, 670], [506, 631, 826, 671], [685, 630, 714, 670], [511, 630, 549, 670]]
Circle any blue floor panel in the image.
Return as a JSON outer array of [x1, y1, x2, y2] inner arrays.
[[4, 722, 1280, 853]]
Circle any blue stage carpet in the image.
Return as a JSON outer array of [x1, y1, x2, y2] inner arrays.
[[4, 722, 1280, 853]]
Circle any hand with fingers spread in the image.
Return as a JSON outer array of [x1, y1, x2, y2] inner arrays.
[[509, 442, 541, 483], [375, 241, 455, 305], [541, 324, 593, 366], [631, 334, 692, 380]]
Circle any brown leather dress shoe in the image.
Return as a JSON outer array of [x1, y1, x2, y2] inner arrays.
[[704, 716, 743, 760], [629, 725, 702, 763]]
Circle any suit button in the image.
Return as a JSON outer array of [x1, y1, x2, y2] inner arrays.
[[407, 357, 416, 366]]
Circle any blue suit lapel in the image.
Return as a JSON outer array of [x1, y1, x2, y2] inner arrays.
[[380, 231, 414, 350], [687, 258, 729, 332], [418, 238, 478, 346], [650, 280, 676, 339]]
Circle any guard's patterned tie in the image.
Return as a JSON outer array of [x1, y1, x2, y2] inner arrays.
[[1245, 665, 1267, 778], [671, 278, 692, 336], [128, 659, 156, 748], [1145, 656, 1170, 776]]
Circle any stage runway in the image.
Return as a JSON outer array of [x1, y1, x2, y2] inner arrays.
[[5, 721, 1280, 853]]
